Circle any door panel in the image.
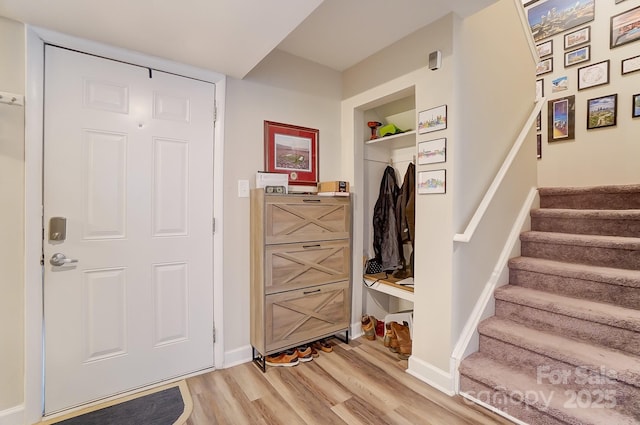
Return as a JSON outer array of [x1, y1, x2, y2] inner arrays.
[[43, 45, 215, 413]]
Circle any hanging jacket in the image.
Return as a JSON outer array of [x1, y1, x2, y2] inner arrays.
[[396, 162, 415, 245], [372, 166, 403, 271]]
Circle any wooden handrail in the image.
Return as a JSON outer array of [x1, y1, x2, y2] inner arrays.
[[453, 98, 544, 243]]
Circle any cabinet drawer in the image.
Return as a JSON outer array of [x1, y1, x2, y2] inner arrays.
[[265, 281, 350, 353], [265, 240, 350, 294], [265, 195, 350, 244]]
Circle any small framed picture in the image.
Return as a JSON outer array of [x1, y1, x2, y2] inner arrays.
[[633, 93, 640, 118], [536, 40, 553, 58], [564, 26, 590, 49], [564, 45, 590, 67], [578, 60, 610, 91], [418, 169, 446, 194], [418, 105, 447, 134], [417, 138, 446, 165], [536, 111, 542, 131], [552, 76, 568, 93], [611, 5, 640, 48], [536, 79, 544, 99], [587, 94, 617, 130], [622, 55, 640, 75], [536, 134, 542, 159], [547, 95, 575, 142], [263, 121, 319, 186], [536, 58, 553, 76]]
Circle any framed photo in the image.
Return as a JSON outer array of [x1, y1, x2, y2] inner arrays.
[[527, 0, 595, 42], [564, 46, 590, 67], [417, 169, 446, 195], [537, 134, 542, 159], [418, 105, 447, 134], [578, 60, 610, 91], [536, 111, 542, 131], [536, 79, 544, 100], [417, 138, 446, 165], [611, 5, 640, 48], [263, 121, 318, 186], [536, 40, 553, 58], [633, 93, 640, 118], [547, 95, 575, 142], [536, 58, 553, 76], [552, 76, 568, 93], [587, 94, 617, 130], [564, 26, 590, 49], [622, 55, 640, 75]]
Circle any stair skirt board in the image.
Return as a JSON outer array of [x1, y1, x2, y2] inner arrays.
[[459, 185, 640, 425]]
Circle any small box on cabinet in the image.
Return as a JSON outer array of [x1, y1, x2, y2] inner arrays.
[[318, 181, 349, 193]]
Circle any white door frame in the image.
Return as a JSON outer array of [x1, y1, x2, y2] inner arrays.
[[24, 26, 226, 424]]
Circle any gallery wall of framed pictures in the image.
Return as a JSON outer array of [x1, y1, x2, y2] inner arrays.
[[526, 0, 640, 168]]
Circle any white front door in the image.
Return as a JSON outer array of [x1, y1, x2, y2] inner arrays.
[[43, 45, 215, 413]]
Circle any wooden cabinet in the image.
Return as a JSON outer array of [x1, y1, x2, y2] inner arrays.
[[250, 189, 351, 368]]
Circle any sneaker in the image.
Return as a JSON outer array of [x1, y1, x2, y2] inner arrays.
[[265, 349, 299, 367], [312, 339, 333, 353], [310, 345, 319, 358], [296, 345, 314, 362]]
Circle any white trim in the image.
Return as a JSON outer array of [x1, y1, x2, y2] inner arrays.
[[0, 404, 24, 425], [453, 99, 544, 243], [459, 391, 530, 425], [406, 356, 455, 396], [451, 187, 539, 393], [223, 345, 253, 369], [24, 26, 226, 423]]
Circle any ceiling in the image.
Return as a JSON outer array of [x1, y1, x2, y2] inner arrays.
[[0, 0, 496, 79]]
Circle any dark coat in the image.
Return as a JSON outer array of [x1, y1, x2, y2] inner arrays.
[[396, 162, 415, 245], [373, 166, 403, 271]]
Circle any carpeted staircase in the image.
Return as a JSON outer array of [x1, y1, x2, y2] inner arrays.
[[459, 184, 640, 425]]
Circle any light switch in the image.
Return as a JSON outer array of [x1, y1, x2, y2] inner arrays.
[[238, 179, 250, 198]]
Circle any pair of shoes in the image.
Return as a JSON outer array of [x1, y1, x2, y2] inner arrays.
[[265, 349, 299, 367], [361, 315, 377, 340], [312, 338, 333, 353], [386, 321, 412, 360]]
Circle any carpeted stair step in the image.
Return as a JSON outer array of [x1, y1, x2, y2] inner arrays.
[[539, 185, 640, 210], [494, 285, 640, 356], [531, 208, 640, 238], [520, 231, 640, 271], [460, 352, 639, 425], [508, 257, 640, 310]]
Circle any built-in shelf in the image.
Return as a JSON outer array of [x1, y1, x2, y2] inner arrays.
[[363, 275, 414, 303], [364, 130, 416, 150]]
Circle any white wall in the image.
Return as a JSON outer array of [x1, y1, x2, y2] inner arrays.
[[222, 49, 343, 363], [536, 0, 640, 187], [0, 16, 25, 413]]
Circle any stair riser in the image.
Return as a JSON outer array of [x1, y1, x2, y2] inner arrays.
[[509, 268, 640, 310], [478, 336, 640, 417], [460, 375, 585, 425], [521, 240, 640, 271], [540, 193, 640, 210], [531, 216, 640, 238], [495, 300, 640, 356]]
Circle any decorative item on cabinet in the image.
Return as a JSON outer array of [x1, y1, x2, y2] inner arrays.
[[250, 189, 352, 371]]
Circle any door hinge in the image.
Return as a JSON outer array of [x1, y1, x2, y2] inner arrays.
[[213, 103, 217, 123], [212, 217, 216, 234], [213, 327, 216, 343]]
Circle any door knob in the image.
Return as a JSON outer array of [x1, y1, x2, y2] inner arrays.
[[50, 253, 78, 267]]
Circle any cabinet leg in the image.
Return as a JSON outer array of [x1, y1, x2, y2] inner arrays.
[[335, 329, 350, 345], [252, 346, 266, 372]]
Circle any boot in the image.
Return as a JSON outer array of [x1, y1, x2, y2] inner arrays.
[[361, 315, 377, 340], [391, 322, 412, 360], [383, 322, 394, 348]]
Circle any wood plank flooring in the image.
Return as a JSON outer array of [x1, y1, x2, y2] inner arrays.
[[185, 338, 514, 425]]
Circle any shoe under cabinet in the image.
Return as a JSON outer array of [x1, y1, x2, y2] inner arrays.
[[250, 189, 352, 370]]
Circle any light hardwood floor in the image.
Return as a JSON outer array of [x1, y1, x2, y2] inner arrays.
[[185, 337, 513, 425]]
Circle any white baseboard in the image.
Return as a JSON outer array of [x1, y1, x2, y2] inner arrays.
[[223, 345, 253, 369], [406, 356, 455, 396], [0, 404, 24, 425]]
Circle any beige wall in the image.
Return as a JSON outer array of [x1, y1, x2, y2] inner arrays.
[[222, 49, 343, 357], [536, 0, 640, 187], [0, 16, 25, 411]]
